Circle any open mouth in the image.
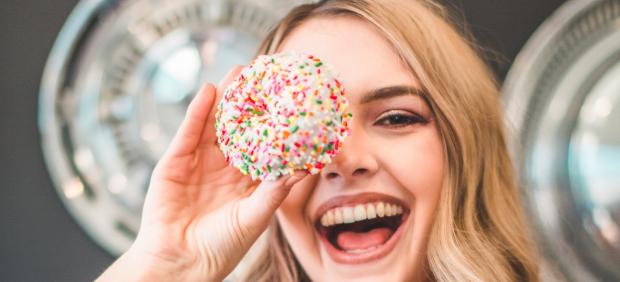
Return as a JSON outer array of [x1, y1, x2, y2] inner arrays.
[[314, 201, 410, 264]]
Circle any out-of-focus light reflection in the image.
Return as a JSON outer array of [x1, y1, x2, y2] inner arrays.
[[202, 39, 218, 64], [141, 122, 160, 142], [593, 207, 619, 245], [108, 174, 127, 194], [579, 144, 620, 206], [593, 96, 613, 119], [64, 177, 84, 199], [153, 45, 201, 103], [74, 148, 95, 169]]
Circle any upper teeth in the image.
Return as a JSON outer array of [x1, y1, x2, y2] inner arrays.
[[320, 202, 404, 227]]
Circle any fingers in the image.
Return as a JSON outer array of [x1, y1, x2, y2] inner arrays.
[[163, 83, 217, 157], [202, 65, 245, 147], [237, 172, 308, 234]]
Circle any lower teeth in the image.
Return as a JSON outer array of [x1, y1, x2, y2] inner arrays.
[[344, 246, 378, 254]]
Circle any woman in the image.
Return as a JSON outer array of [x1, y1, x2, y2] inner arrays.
[[97, 0, 540, 281]]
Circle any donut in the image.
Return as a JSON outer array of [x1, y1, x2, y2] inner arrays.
[[214, 52, 352, 181]]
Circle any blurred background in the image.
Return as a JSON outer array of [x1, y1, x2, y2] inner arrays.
[[3, 0, 620, 281]]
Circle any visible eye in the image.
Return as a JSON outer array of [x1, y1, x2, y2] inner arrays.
[[375, 110, 427, 128]]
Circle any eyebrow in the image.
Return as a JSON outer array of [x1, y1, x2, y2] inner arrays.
[[359, 85, 428, 104]]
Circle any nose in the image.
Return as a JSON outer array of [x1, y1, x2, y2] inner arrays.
[[321, 124, 379, 181]]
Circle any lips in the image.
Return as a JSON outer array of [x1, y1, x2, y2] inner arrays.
[[313, 192, 410, 264]]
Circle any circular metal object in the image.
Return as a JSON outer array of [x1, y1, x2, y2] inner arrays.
[[39, 0, 313, 256], [503, 0, 620, 280]]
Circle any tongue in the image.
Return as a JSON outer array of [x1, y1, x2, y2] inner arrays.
[[336, 227, 393, 251]]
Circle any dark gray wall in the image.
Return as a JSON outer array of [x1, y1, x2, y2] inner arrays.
[[0, 0, 565, 281]]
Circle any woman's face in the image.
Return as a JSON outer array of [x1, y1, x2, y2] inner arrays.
[[275, 16, 444, 281]]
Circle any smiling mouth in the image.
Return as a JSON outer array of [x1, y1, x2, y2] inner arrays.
[[314, 198, 410, 264]]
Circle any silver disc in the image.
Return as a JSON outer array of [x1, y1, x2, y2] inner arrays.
[[503, 0, 620, 280], [39, 0, 315, 256]]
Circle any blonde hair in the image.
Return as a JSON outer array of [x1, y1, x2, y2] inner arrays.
[[240, 1, 540, 281]]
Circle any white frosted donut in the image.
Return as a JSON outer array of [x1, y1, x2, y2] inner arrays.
[[215, 52, 352, 180]]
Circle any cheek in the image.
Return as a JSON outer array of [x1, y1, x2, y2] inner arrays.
[[278, 177, 313, 243], [374, 129, 444, 275], [376, 128, 444, 229], [279, 175, 316, 217], [377, 129, 444, 197], [276, 177, 323, 274]]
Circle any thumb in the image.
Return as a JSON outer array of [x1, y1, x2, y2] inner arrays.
[[237, 172, 308, 234]]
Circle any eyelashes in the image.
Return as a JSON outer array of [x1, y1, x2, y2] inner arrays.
[[374, 110, 429, 128]]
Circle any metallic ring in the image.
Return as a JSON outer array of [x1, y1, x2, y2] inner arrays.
[[39, 0, 315, 256], [503, 0, 620, 280]]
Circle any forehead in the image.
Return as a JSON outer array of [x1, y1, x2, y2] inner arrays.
[[276, 16, 419, 102]]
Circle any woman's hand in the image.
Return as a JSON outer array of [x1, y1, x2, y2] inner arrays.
[[96, 66, 307, 282]]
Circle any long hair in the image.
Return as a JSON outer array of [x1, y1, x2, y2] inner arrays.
[[238, 1, 540, 281]]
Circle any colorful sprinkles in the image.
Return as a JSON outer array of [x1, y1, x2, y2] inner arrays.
[[215, 52, 352, 180]]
